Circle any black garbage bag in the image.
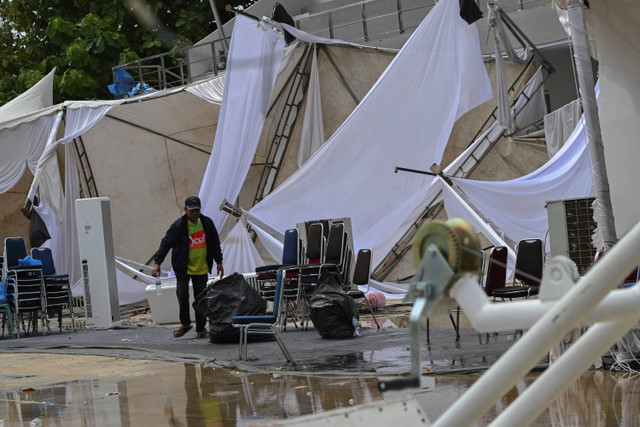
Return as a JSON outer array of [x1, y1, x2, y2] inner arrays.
[[309, 269, 359, 339], [193, 272, 271, 344], [29, 209, 51, 248]]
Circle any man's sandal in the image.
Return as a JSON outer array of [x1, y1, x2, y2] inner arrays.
[[173, 324, 192, 338]]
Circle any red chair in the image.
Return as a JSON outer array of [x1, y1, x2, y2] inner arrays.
[[483, 246, 508, 299]]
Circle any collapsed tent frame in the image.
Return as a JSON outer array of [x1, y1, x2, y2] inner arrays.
[[373, 53, 554, 281]]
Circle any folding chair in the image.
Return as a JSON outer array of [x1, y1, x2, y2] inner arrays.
[[3, 237, 47, 337], [255, 228, 299, 300], [322, 223, 349, 284], [347, 249, 380, 329], [483, 246, 509, 300], [492, 239, 543, 300], [292, 223, 350, 329], [292, 223, 325, 329], [232, 270, 295, 364], [31, 247, 76, 333]]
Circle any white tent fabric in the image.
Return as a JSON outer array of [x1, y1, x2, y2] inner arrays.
[[452, 113, 593, 250], [248, 0, 492, 267], [31, 105, 113, 222], [364, 67, 548, 284], [544, 99, 581, 158], [19, 76, 227, 305], [0, 68, 56, 130], [26, 113, 64, 213], [248, 219, 284, 263], [280, 23, 353, 46], [512, 67, 547, 130], [370, 279, 410, 295], [487, 3, 534, 131], [297, 46, 325, 167], [32, 143, 82, 284], [490, 6, 515, 131], [221, 221, 265, 274], [58, 144, 82, 288], [185, 74, 225, 104], [199, 15, 285, 228], [0, 113, 60, 194], [115, 268, 150, 306]]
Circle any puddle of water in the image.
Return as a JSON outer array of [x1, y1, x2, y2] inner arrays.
[[0, 363, 383, 426], [402, 370, 640, 426], [1, 363, 639, 426]]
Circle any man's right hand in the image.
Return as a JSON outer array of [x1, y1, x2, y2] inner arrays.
[[151, 263, 161, 277]]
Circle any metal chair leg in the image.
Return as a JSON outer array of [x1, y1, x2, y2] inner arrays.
[[271, 326, 295, 365], [362, 295, 380, 329], [238, 326, 246, 360]]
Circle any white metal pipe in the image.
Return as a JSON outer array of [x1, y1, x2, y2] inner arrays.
[[450, 275, 640, 332], [434, 220, 640, 427], [491, 315, 640, 426]]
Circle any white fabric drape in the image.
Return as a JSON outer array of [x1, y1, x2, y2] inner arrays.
[[452, 112, 593, 250], [544, 99, 581, 158], [27, 113, 64, 219], [221, 221, 264, 274], [59, 144, 82, 288], [487, 3, 534, 132], [248, 0, 492, 268], [248, 219, 284, 263], [53, 105, 113, 153], [0, 113, 60, 194], [185, 74, 225, 105], [280, 23, 352, 46], [513, 67, 547, 130], [0, 68, 56, 130], [32, 106, 112, 223], [34, 144, 83, 290], [199, 15, 285, 228], [28, 106, 111, 299], [490, 8, 513, 131], [115, 268, 149, 305], [297, 46, 325, 167]]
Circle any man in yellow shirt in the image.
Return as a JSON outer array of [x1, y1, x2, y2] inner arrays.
[[152, 196, 224, 339]]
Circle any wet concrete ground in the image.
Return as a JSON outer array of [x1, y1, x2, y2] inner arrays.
[[0, 307, 525, 375], [1, 302, 639, 425]]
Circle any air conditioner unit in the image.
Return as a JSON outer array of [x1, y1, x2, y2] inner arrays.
[[75, 197, 120, 328], [546, 197, 597, 275]]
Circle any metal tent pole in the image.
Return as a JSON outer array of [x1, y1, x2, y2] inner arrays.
[[567, 0, 617, 249], [208, 0, 229, 50]]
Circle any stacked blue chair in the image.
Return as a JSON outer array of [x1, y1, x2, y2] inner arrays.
[[3, 237, 46, 337], [31, 247, 76, 333]]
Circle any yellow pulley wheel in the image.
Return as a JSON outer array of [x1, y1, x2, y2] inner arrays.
[[446, 218, 481, 273], [413, 220, 461, 272]]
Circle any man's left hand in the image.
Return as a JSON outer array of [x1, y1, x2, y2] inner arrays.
[[216, 263, 224, 278]]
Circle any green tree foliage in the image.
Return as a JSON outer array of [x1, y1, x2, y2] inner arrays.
[[0, 0, 255, 105]]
